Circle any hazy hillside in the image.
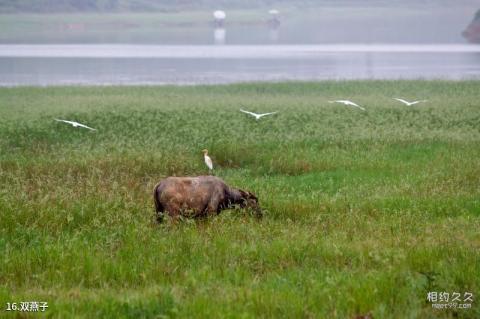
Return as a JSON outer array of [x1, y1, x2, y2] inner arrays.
[[0, 0, 315, 13], [5, 0, 472, 14]]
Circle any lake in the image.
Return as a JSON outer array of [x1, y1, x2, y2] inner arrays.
[[1, 2, 479, 85], [1, 44, 480, 85]]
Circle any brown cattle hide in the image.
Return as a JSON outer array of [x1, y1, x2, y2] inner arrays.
[[153, 176, 260, 221]]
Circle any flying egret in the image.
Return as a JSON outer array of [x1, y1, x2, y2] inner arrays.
[[328, 100, 365, 111], [202, 149, 213, 171], [393, 98, 427, 106], [54, 119, 96, 130], [240, 109, 278, 120]]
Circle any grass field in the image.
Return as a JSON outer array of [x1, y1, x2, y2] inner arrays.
[[0, 81, 479, 318]]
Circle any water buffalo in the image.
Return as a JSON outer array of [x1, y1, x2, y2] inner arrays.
[[153, 176, 260, 221]]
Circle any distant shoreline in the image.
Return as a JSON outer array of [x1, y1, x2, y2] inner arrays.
[[2, 44, 480, 58]]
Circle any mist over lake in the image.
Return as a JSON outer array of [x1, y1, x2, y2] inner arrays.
[[1, 44, 480, 85], [1, 1, 479, 86]]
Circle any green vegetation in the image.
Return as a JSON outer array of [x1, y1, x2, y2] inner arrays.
[[0, 81, 479, 318]]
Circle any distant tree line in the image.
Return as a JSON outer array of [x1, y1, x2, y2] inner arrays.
[[2, 0, 120, 13], [0, 0, 318, 13]]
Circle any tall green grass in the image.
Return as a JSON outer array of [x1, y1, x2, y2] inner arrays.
[[0, 81, 479, 318]]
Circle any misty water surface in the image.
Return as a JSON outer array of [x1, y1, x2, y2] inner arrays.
[[1, 44, 480, 85], [1, 2, 479, 85]]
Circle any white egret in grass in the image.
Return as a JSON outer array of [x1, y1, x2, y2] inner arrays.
[[54, 119, 96, 130], [202, 149, 213, 171], [393, 98, 427, 106], [240, 109, 278, 120], [328, 100, 365, 111]]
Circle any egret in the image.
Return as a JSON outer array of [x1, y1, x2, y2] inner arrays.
[[393, 98, 427, 106], [328, 100, 365, 111], [240, 109, 278, 120], [54, 119, 96, 130], [202, 149, 213, 171]]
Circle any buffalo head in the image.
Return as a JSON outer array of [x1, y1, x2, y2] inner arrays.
[[239, 189, 261, 216]]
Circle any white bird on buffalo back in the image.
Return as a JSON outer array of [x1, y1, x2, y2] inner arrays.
[[202, 149, 213, 171]]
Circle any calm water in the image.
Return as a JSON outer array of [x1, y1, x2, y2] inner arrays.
[[1, 44, 480, 85], [1, 2, 479, 85]]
